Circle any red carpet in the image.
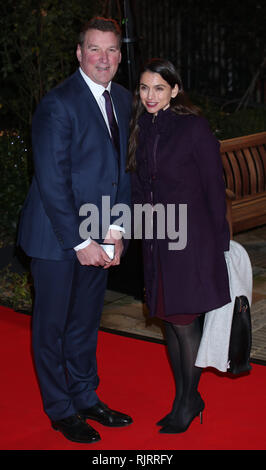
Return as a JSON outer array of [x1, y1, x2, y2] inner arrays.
[[0, 305, 266, 451]]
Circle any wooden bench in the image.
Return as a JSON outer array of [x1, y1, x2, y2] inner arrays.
[[220, 132, 266, 235]]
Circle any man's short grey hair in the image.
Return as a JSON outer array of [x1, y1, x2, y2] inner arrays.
[[78, 17, 122, 48]]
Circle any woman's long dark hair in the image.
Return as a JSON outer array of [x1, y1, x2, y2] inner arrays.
[[126, 58, 201, 172]]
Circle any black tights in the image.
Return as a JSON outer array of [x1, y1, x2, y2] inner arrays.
[[160, 317, 203, 426]]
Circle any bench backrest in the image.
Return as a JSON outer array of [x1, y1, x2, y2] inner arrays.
[[220, 132, 266, 199]]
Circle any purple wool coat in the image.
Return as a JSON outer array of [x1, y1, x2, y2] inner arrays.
[[131, 108, 231, 317]]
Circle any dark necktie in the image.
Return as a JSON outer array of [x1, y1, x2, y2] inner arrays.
[[103, 90, 120, 157]]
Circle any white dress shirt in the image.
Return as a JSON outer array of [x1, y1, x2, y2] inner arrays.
[[74, 68, 124, 251]]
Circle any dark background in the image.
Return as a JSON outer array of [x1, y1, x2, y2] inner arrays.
[[0, 0, 265, 308]]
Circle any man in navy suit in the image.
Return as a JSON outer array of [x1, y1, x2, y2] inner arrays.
[[18, 17, 132, 444]]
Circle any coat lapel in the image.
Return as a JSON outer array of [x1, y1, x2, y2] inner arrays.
[[75, 70, 110, 139], [74, 71, 128, 156]]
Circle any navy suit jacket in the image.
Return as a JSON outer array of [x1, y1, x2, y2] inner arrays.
[[18, 70, 132, 260]]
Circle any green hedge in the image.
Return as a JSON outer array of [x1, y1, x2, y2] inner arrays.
[[191, 94, 266, 140], [0, 132, 31, 247]]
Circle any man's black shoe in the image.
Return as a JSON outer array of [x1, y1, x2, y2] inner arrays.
[[51, 414, 101, 443], [79, 401, 133, 427]]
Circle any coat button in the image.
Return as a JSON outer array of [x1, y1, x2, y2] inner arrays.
[[112, 182, 117, 186]]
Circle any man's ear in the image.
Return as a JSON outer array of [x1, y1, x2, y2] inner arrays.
[[76, 44, 82, 63]]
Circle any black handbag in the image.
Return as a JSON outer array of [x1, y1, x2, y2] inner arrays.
[[228, 295, 252, 375]]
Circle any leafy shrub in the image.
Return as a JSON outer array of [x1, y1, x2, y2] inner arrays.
[[191, 93, 266, 139], [0, 264, 33, 311], [0, 132, 31, 246]]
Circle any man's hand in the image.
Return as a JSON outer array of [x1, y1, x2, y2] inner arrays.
[[103, 229, 124, 269], [76, 240, 111, 266]]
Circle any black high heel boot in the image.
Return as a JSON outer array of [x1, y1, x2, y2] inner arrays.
[[159, 318, 203, 434], [159, 394, 205, 434]]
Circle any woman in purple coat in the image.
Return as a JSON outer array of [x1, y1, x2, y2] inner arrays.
[[127, 59, 231, 434]]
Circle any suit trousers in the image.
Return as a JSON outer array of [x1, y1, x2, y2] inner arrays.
[[31, 257, 108, 421]]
